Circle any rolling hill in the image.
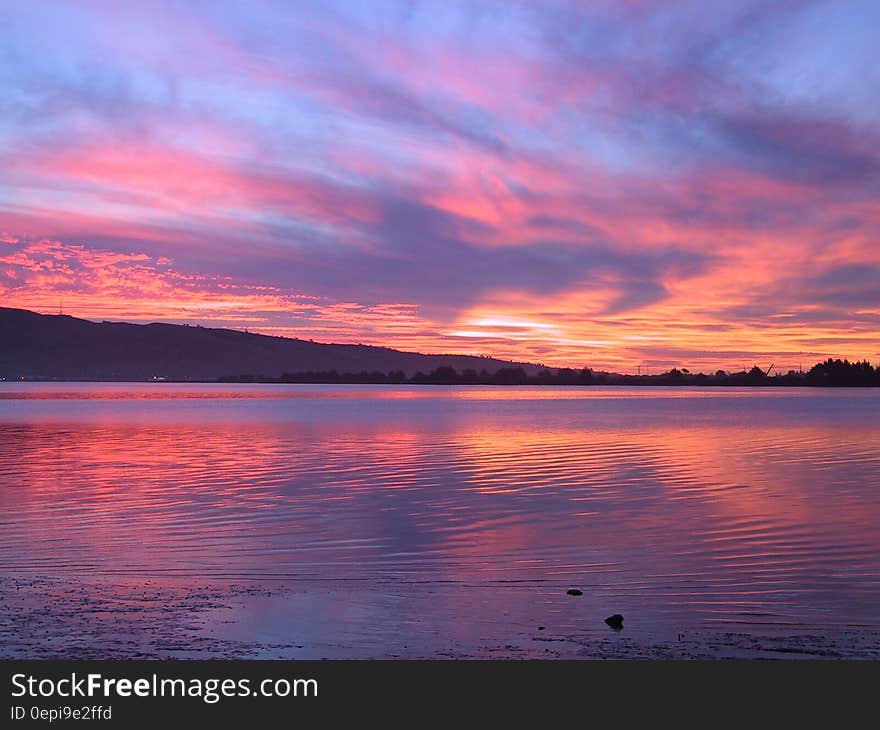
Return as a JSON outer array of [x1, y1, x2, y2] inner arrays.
[[0, 307, 543, 381]]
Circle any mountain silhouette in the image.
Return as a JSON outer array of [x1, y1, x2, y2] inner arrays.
[[0, 307, 543, 381]]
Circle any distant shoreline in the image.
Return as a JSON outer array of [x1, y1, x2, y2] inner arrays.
[[3, 378, 878, 388], [7, 357, 880, 387]]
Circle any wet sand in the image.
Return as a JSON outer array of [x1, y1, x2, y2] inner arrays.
[[3, 575, 877, 660]]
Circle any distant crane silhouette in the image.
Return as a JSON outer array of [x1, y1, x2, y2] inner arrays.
[[764, 363, 774, 377]]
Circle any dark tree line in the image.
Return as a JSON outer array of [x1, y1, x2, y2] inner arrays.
[[804, 358, 878, 386], [219, 358, 880, 386]]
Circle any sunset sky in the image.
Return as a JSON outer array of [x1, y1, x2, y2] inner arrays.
[[1, 0, 878, 371]]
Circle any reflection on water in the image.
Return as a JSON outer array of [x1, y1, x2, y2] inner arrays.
[[1, 384, 879, 637]]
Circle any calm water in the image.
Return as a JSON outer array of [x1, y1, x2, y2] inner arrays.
[[1, 383, 879, 653]]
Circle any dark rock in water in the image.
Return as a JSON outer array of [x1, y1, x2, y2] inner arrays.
[[605, 613, 624, 630], [538, 626, 545, 631], [566, 589, 583, 596]]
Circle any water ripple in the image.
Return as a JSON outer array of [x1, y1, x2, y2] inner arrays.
[[1, 384, 879, 630]]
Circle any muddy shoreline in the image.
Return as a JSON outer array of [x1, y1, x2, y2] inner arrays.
[[3, 576, 877, 660]]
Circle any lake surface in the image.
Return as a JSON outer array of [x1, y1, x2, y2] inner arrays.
[[1, 383, 879, 658]]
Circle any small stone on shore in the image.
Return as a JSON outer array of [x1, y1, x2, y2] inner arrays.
[[566, 589, 583, 596], [605, 614, 624, 630]]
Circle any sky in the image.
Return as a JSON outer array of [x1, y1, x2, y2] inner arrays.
[[1, 0, 878, 372]]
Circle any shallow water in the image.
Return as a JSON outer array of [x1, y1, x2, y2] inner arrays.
[[1, 383, 878, 656]]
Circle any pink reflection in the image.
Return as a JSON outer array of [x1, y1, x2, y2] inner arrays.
[[1, 385, 879, 638]]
